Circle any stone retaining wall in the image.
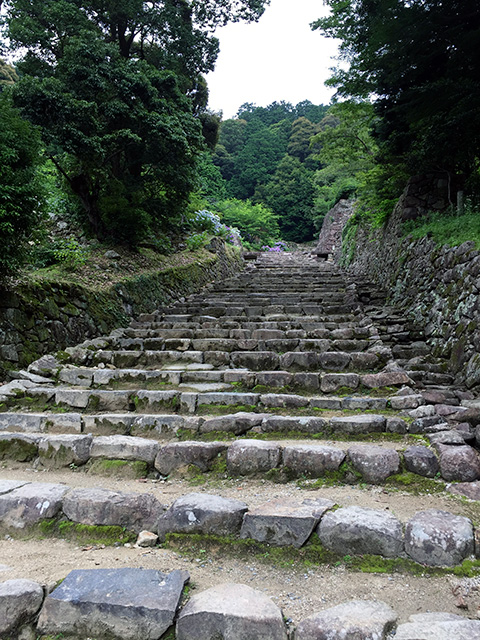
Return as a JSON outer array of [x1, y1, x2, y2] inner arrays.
[[343, 176, 480, 389], [0, 240, 243, 376]]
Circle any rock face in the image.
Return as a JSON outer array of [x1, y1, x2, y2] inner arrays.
[[157, 492, 248, 541], [240, 498, 334, 548], [405, 509, 474, 566], [317, 506, 404, 558], [176, 583, 288, 640], [0, 482, 69, 528], [394, 612, 480, 639], [37, 568, 189, 640], [295, 600, 398, 640], [0, 579, 44, 636]]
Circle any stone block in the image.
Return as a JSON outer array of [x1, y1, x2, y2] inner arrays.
[[405, 509, 474, 566], [320, 373, 360, 393], [0, 433, 41, 462], [348, 445, 400, 482], [390, 394, 424, 410], [176, 583, 287, 640], [330, 415, 386, 435], [342, 396, 387, 411], [200, 412, 266, 435], [157, 492, 248, 541], [282, 444, 345, 477], [0, 579, 44, 636], [261, 416, 329, 435], [395, 612, 480, 640], [318, 506, 404, 558], [404, 446, 439, 477], [296, 600, 398, 640], [240, 498, 334, 548], [37, 568, 189, 640], [90, 435, 159, 464], [63, 488, 165, 533], [361, 371, 413, 388], [260, 393, 309, 408], [436, 444, 480, 482], [227, 440, 281, 475], [38, 434, 92, 468], [0, 482, 69, 528], [155, 441, 227, 475]]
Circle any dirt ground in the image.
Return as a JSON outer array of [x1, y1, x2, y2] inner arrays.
[[2, 464, 480, 625]]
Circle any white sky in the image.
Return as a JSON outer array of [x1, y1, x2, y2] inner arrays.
[[206, 0, 339, 119]]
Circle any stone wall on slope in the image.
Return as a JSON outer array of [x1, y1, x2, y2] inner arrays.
[[342, 178, 480, 389], [0, 240, 243, 376]]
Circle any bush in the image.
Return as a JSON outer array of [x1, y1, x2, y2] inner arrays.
[[0, 91, 44, 279], [212, 199, 280, 246]]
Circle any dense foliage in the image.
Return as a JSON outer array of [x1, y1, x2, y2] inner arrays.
[[313, 0, 480, 193], [210, 100, 329, 242], [0, 0, 269, 244], [0, 92, 44, 278]]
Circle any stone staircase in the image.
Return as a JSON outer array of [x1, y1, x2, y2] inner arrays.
[[1, 250, 480, 639]]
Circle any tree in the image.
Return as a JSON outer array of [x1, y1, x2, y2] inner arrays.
[[0, 91, 44, 278], [213, 198, 279, 245], [256, 155, 316, 242], [313, 1, 480, 183], [1, 0, 269, 242]]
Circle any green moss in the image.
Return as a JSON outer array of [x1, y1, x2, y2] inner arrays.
[[87, 459, 148, 478], [0, 438, 38, 462], [37, 518, 135, 546], [384, 472, 446, 494]]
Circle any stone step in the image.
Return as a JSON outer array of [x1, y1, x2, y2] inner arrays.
[[0, 479, 476, 569]]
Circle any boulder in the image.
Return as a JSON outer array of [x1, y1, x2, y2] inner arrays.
[[200, 412, 266, 435], [227, 440, 281, 475], [0, 579, 44, 636], [176, 583, 287, 640], [295, 599, 398, 640], [405, 509, 474, 566], [348, 445, 400, 482], [37, 568, 189, 640], [0, 433, 41, 462], [330, 415, 386, 435], [89, 435, 159, 464], [317, 506, 404, 558], [157, 492, 248, 541], [448, 481, 480, 501], [63, 488, 166, 533], [240, 498, 334, 548]]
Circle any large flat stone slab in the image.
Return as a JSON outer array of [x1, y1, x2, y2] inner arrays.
[[0, 412, 46, 433], [0, 482, 69, 528], [317, 506, 404, 558], [176, 583, 287, 640], [330, 415, 386, 434], [405, 509, 474, 566], [200, 412, 267, 435], [0, 578, 44, 636], [295, 599, 398, 640], [240, 498, 334, 548], [38, 434, 92, 468], [157, 492, 248, 541], [63, 488, 166, 533], [394, 612, 480, 639], [37, 568, 189, 640]]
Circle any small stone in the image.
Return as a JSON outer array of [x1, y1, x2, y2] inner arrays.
[[136, 530, 158, 547]]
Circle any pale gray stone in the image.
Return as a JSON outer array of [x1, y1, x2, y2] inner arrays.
[[260, 393, 309, 408], [157, 493, 248, 541], [0, 480, 30, 495], [317, 506, 404, 558], [436, 444, 480, 482], [261, 415, 329, 434], [408, 405, 436, 419], [295, 599, 398, 640], [405, 509, 474, 566], [341, 397, 387, 411], [390, 394, 424, 410], [361, 371, 413, 388], [0, 482, 69, 528], [348, 445, 400, 482], [136, 530, 158, 547], [58, 367, 93, 386], [394, 612, 480, 639], [90, 435, 159, 463], [283, 444, 345, 477], [27, 355, 60, 377], [200, 412, 266, 435], [176, 583, 287, 640], [448, 481, 480, 501], [0, 579, 44, 635], [45, 412, 82, 434], [0, 413, 46, 433], [0, 433, 41, 462], [38, 434, 92, 468], [63, 488, 165, 533], [320, 373, 360, 393], [330, 415, 386, 434], [155, 441, 227, 475], [197, 392, 259, 407], [227, 440, 281, 475], [37, 568, 189, 640], [241, 498, 334, 548]]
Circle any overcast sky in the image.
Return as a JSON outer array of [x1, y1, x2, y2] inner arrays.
[[205, 0, 339, 119]]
